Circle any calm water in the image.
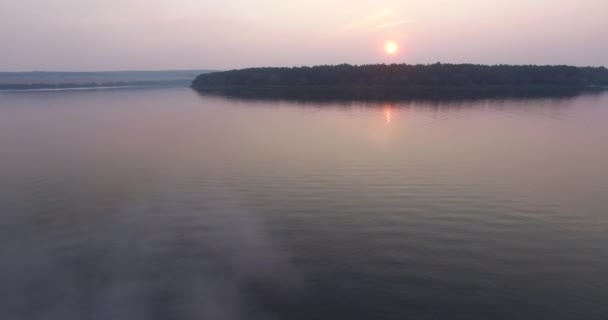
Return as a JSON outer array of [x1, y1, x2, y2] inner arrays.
[[1, 88, 607, 320]]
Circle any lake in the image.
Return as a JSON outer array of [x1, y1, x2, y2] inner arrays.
[[1, 87, 607, 319]]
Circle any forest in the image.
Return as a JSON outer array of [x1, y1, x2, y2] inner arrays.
[[192, 64, 608, 89]]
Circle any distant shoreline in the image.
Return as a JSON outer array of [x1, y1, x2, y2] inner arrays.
[[0, 83, 190, 92], [0, 81, 192, 91], [191, 64, 608, 101], [0, 84, 188, 92], [0, 70, 212, 91]]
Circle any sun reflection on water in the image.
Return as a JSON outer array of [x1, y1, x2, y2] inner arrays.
[[384, 103, 393, 124]]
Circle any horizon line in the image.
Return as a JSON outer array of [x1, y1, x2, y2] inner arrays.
[[2, 63, 607, 74]]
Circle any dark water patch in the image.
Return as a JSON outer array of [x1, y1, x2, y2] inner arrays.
[[193, 84, 607, 104]]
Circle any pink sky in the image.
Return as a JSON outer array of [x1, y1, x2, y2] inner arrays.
[[1, 0, 606, 71]]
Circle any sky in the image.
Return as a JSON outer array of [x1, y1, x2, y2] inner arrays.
[[1, 0, 607, 71]]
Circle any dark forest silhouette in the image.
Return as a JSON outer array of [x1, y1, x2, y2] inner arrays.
[[193, 64, 608, 87], [191, 63, 608, 100]]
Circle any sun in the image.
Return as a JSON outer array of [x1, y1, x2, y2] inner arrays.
[[384, 41, 398, 55]]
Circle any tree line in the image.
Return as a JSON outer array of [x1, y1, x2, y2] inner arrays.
[[192, 63, 608, 89]]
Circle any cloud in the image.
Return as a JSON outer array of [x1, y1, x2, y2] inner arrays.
[[373, 19, 409, 30], [333, 7, 408, 35], [368, 7, 394, 20]]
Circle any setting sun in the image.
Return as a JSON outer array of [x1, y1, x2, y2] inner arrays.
[[384, 41, 398, 55]]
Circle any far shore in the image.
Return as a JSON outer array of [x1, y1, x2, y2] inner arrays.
[[191, 64, 608, 101]]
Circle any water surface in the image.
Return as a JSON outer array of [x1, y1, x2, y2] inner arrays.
[[1, 88, 607, 319]]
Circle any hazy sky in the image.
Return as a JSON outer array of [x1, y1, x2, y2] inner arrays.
[[1, 0, 607, 71]]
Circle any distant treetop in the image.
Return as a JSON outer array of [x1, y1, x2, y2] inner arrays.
[[192, 63, 608, 89]]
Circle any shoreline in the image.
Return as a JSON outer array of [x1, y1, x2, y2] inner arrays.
[[0, 84, 187, 92], [191, 64, 608, 102]]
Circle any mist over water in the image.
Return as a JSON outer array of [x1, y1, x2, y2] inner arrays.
[[0, 88, 607, 319]]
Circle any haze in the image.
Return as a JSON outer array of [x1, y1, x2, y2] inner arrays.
[[1, 0, 607, 71]]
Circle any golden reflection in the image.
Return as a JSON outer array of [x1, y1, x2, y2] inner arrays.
[[384, 103, 393, 124]]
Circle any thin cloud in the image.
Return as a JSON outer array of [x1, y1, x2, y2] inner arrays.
[[368, 7, 394, 20], [334, 7, 408, 35], [374, 19, 409, 30]]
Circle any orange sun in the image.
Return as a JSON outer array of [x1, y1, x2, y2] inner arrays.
[[384, 41, 398, 55]]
